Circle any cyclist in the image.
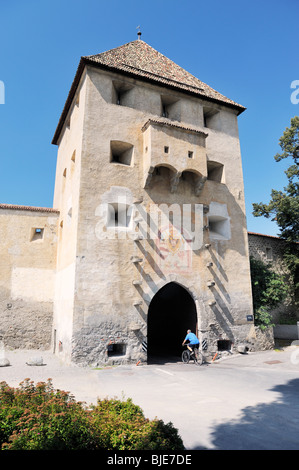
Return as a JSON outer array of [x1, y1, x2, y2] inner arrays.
[[182, 329, 200, 356]]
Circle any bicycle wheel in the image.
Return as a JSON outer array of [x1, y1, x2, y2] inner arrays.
[[182, 350, 190, 363], [194, 348, 203, 365]]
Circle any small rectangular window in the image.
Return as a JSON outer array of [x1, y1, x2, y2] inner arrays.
[[110, 141, 133, 166], [107, 343, 126, 356], [207, 161, 224, 183], [164, 146, 169, 154], [188, 151, 193, 159], [31, 227, 44, 241]]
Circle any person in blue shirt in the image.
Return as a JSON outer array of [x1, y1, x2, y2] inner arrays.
[[182, 329, 200, 354]]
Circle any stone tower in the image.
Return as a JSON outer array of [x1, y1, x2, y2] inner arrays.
[[51, 39, 254, 365]]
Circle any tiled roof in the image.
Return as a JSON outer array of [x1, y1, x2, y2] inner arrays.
[[0, 203, 59, 214], [86, 40, 244, 110], [141, 117, 208, 137], [52, 40, 245, 144]]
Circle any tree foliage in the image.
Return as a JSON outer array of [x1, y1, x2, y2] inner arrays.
[[252, 116, 299, 303], [250, 256, 288, 329]]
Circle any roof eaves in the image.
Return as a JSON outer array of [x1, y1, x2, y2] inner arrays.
[[84, 57, 246, 113], [52, 58, 86, 145], [52, 53, 246, 145]]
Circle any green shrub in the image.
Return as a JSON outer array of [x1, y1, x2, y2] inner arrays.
[[0, 379, 95, 450], [89, 397, 184, 450], [0, 379, 184, 451]]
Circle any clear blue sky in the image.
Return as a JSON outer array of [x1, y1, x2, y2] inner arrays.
[[0, 0, 298, 237]]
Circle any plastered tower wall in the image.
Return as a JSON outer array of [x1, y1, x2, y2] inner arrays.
[[52, 58, 254, 365], [0, 205, 58, 349], [51, 71, 87, 362]]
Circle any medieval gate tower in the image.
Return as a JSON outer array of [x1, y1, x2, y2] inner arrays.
[[49, 38, 254, 365]]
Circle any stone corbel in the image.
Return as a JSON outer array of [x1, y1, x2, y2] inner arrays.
[[144, 166, 155, 188], [170, 171, 181, 193], [194, 176, 207, 196]]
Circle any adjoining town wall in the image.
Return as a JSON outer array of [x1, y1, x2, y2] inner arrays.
[[248, 232, 298, 323], [0, 205, 59, 349]]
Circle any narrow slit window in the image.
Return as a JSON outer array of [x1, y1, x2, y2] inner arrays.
[[266, 247, 273, 260], [164, 146, 169, 154]]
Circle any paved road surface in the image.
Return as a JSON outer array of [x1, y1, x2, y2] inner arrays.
[[1, 346, 299, 450]]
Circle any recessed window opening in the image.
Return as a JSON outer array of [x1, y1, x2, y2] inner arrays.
[[188, 151, 194, 159], [203, 107, 220, 130], [31, 227, 44, 241], [208, 215, 230, 240], [164, 146, 169, 154], [217, 340, 231, 351], [207, 161, 224, 183], [112, 80, 134, 106], [63, 168, 67, 177], [162, 104, 169, 118], [107, 343, 126, 356], [266, 247, 273, 260], [161, 95, 180, 121], [71, 150, 76, 162], [110, 141, 133, 166], [107, 202, 132, 229]]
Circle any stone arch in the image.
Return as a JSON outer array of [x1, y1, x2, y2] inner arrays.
[[147, 277, 199, 361]]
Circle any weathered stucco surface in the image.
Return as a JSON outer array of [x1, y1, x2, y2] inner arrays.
[[49, 62, 255, 366], [0, 207, 58, 349]]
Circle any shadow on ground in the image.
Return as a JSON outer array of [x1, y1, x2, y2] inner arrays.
[[192, 378, 299, 450]]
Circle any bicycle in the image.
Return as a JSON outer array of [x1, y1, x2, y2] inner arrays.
[[182, 345, 203, 365]]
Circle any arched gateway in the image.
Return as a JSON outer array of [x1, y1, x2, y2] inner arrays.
[[147, 282, 197, 361]]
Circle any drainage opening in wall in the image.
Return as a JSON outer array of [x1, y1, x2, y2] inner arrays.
[[217, 340, 231, 351], [107, 343, 126, 356]]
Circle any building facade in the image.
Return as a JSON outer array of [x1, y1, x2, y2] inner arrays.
[[1, 39, 257, 365]]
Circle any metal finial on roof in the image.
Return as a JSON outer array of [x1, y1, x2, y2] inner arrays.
[[136, 25, 142, 39]]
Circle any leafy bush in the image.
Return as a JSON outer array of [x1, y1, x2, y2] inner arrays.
[[89, 397, 184, 450], [0, 379, 94, 450], [0, 379, 184, 451], [250, 256, 289, 329]]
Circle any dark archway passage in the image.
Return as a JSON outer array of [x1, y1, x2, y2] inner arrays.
[[147, 282, 197, 362]]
